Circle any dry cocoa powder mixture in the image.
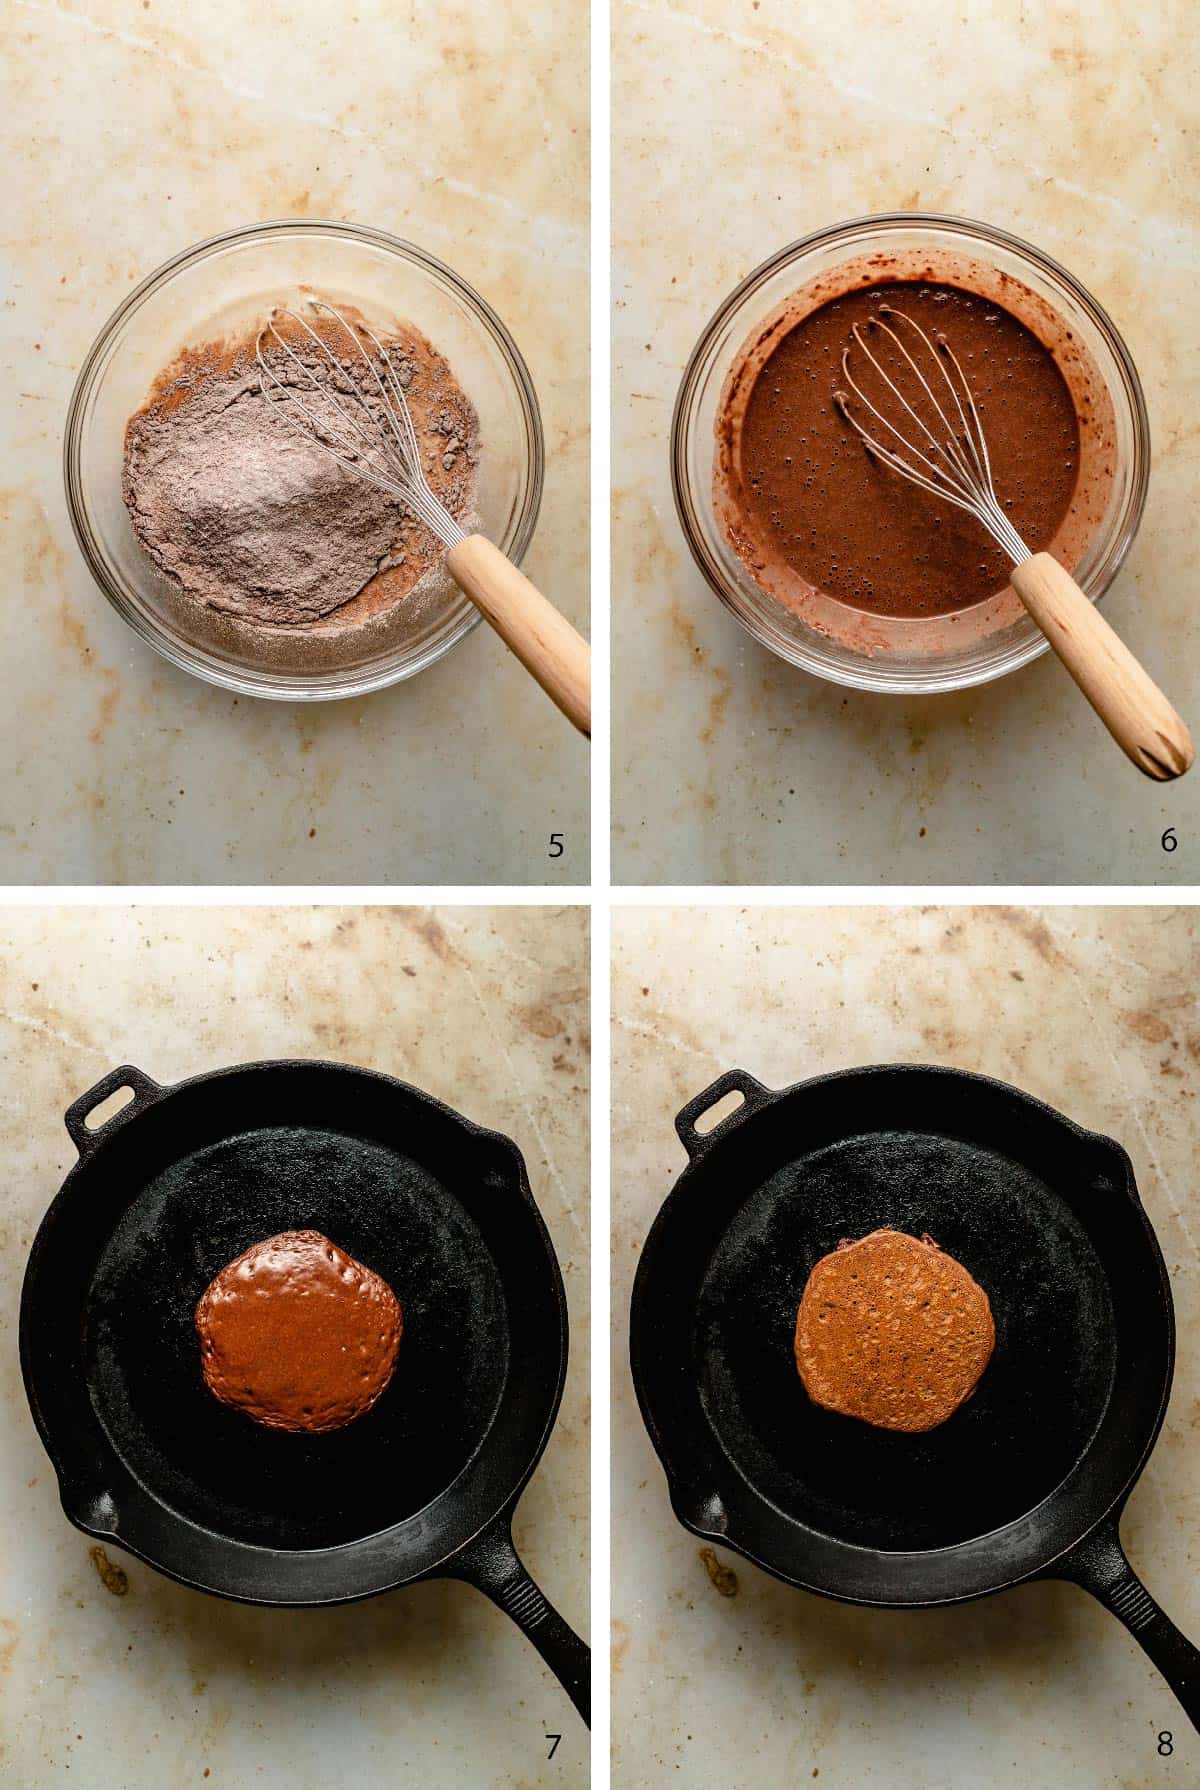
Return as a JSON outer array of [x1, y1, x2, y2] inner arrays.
[[122, 302, 480, 664]]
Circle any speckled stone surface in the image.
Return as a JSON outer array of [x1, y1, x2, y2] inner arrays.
[[0, 906, 589, 1788], [0, 0, 587, 885], [613, 0, 1200, 884], [613, 905, 1200, 1786]]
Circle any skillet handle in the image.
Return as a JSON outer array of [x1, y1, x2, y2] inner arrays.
[[449, 1515, 590, 1726], [675, 1069, 771, 1159], [1056, 1518, 1200, 1733], [65, 1065, 162, 1157]]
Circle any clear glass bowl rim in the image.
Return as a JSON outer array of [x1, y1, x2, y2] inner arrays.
[[63, 217, 545, 701], [670, 209, 1151, 694]]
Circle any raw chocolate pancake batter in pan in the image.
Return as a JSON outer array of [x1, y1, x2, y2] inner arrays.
[[723, 280, 1079, 618], [20, 1059, 590, 1722], [196, 1230, 403, 1434]]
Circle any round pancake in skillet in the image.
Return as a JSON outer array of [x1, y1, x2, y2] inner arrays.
[[793, 1228, 995, 1433], [196, 1229, 403, 1434]]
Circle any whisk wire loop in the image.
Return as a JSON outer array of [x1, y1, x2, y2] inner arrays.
[[846, 319, 970, 495], [897, 311, 996, 496], [878, 310, 985, 496]]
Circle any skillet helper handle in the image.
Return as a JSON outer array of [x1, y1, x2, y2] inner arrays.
[[451, 1516, 590, 1726], [445, 534, 591, 738], [1010, 552, 1192, 781], [65, 1065, 162, 1158], [675, 1068, 772, 1160], [1057, 1519, 1200, 1733]]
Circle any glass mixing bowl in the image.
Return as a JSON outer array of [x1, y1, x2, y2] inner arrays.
[[671, 212, 1149, 693], [65, 219, 543, 700]]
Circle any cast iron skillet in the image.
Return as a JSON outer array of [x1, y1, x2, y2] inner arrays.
[[630, 1063, 1200, 1731], [21, 1060, 589, 1724]]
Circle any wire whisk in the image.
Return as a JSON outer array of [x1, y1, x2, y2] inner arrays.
[[833, 303, 1190, 781], [253, 296, 589, 736]]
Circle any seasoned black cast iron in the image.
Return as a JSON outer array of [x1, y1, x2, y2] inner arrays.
[[630, 1063, 1199, 1731], [21, 1061, 589, 1724]]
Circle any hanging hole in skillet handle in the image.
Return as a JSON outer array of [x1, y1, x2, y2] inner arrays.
[[675, 1069, 772, 1159], [65, 1066, 163, 1158], [448, 1513, 590, 1727], [1055, 1518, 1200, 1733]]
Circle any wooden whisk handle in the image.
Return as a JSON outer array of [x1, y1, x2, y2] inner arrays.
[[1010, 552, 1192, 781], [446, 534, 590, 738]]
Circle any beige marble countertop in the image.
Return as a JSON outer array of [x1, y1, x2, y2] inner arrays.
[[0, 0, 587, 885], [613, 0, 1199, 884], [613, 905, 1200, 1785], [0, 905, 589, 1788]]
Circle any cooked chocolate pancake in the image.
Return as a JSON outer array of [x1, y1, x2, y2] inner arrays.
[[793, 1228, 994, 1433], [195, 1229, 403, 1434]]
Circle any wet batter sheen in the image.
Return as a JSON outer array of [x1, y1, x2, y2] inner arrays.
[[730, 281, 1080, 617], [794, 1228, 995, 1433], [195, 1230, 403, 1434]]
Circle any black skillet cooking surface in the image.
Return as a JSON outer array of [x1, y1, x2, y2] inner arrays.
[[631, 1064, 1200, 1730], [21, 1061, 589, 1723]]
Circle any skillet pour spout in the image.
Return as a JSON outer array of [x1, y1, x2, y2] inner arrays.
[[631, 1062, 1200, 1733], [21, 1060, 590, 1727]]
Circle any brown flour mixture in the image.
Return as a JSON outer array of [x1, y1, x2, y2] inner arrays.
[[123, 305, 479, 636]]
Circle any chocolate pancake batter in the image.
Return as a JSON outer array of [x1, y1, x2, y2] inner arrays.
[[794, 1228, 994, 1433], [195, 1230, 403, 1434], [724, 281, 1079, 618]]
